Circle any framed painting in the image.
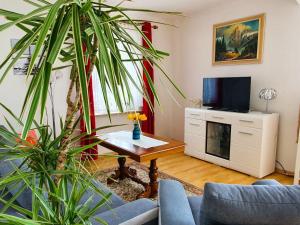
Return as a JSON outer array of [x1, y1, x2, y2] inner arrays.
[[10, 39, 38, 75], [212, 14, 265, 65]]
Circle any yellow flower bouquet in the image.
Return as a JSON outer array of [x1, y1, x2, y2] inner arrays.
[[127, 113, 147, 122]]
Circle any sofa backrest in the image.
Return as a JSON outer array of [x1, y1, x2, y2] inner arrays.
[[0, 157, 125, 214], [0, 155, 32, 211], [0, 125, 125, 215], [0, 125, 32, 211], [200, 183, 300, 225]]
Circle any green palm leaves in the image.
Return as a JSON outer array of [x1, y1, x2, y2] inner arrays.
[[0, 106, 119, 224], [0, 1, 185, 224], [0, 0, 184, 139]]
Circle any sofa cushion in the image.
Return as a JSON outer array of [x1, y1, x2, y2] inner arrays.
[[0, 126, 32, 210], [252, 179, 282, 186], [92, 198, 157, 225], [0, 156, 125, 214], [188, 196, 202, 225], [159, 180, 196, 225], [0, 157, 33, 210], [78, 180, 125, 215], [0, 188, 23, 216], [200, 183, 300, 225], [0, 126, 7, 146], [119, 208, 158, 225]]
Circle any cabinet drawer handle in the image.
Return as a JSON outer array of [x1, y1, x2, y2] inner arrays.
[[189, 123, 200, 127], [239, 131, 253, 136], [190, 113, 200, 116], [212, 116, 224, 119], [239, 120, 254, 123]]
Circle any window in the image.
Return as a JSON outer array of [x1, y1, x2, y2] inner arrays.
[[92, 32, 143, 115]]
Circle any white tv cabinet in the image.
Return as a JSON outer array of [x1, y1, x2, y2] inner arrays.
[[184, 108, 279, 178]]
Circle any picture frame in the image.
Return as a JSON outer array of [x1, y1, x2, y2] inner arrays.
[[212, 14, 265, 65], [10, 39, 38, 75]]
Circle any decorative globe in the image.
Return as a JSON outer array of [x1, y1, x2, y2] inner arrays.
[[259, 88, 277, 113], [259, 88, 277, 101]]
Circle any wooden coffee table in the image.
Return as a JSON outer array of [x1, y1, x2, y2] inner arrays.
[[98, 131, 185, 199]]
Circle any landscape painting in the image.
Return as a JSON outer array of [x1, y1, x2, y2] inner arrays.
[[213, 14, 265, 65]]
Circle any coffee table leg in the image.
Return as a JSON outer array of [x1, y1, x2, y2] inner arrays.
[[118, 157, 127, 180], [107, 157, 126, 184], [137, 159, 158, 199], [149, 159, 158, 197], [107, 156, 138, 184]]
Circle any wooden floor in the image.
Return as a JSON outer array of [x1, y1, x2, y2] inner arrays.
[[88, 149, 293, 189]]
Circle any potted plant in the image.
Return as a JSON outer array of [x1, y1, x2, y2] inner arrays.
[[0, 0, 184, 224]]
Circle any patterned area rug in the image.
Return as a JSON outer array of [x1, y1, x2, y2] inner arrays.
[[95, 162, 203, 202]]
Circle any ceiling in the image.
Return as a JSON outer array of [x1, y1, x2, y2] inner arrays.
[[105, 0, 224, 13]]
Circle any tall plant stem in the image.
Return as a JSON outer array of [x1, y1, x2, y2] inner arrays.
[[54, 35, 99, 185]]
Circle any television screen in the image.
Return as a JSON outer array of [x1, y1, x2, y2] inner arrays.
[[203, 77, 251, 112]]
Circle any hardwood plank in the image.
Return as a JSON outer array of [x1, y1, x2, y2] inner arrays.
[[89, 150, 293, 189]]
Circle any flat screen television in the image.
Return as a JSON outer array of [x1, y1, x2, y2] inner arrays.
[[203, 77, 251, 113]]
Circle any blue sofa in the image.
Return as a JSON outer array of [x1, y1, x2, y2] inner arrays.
[[159, 179, 300, 225], [0, 125, 158, 225], [1, 155, 300, 225], [0, 157, 158, 225], [0, 155, 158, 225], [1, 122, 299, 225]]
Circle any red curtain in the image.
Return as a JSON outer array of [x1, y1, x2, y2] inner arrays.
[[80, 47, 98, 160], [141, 22, 155, 134]]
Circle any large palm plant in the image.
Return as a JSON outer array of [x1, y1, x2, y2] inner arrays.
[[0, 0, 184, 224], [0, 110, 124, 224], [0, 0, 183, 180]]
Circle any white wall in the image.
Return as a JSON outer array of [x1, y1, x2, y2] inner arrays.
[[0, 1, 69, 132], [171, 0, 300, 172]]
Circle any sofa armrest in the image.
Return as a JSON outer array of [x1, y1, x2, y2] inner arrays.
[[119, 208, 158, 225], [158, 180, 196, 225], [92, 198, 158, 225], [252, 179, 282, 186]]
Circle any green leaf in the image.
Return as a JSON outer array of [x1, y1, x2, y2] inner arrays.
[[0, 25, 42, 83], [20, 63, 43, 118], [152, 60, 186, 98], [36, 0, 51, 5], [0, 214, 41, 225], [47, 10, 72, 64], [39, 5, 67, 122], [24, 0, 43, 8], [0, 103, 23, 126], [26, 0, 65, 77], [81, 0, 92, 13], [88, 10, 125, 113], [95, 59, 111, 120], [0, 5, 51, 31], [68, 140, 102, 155], [94, 217, 108, 225], [21, 63, 44, 139], [84, 27, 94, 36], [72, 5, 91, 133], [0, 34, 32, 70], [12, 165, 56, 219], [0, 185, 27, 214]]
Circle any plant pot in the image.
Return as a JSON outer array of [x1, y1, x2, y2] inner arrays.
[[132, 123, 141, 140]]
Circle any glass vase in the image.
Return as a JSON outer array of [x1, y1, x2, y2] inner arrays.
[[132, 123, 141, 140]]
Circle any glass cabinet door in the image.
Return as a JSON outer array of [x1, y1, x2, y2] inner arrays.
[[206, 121, 231, 160]]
